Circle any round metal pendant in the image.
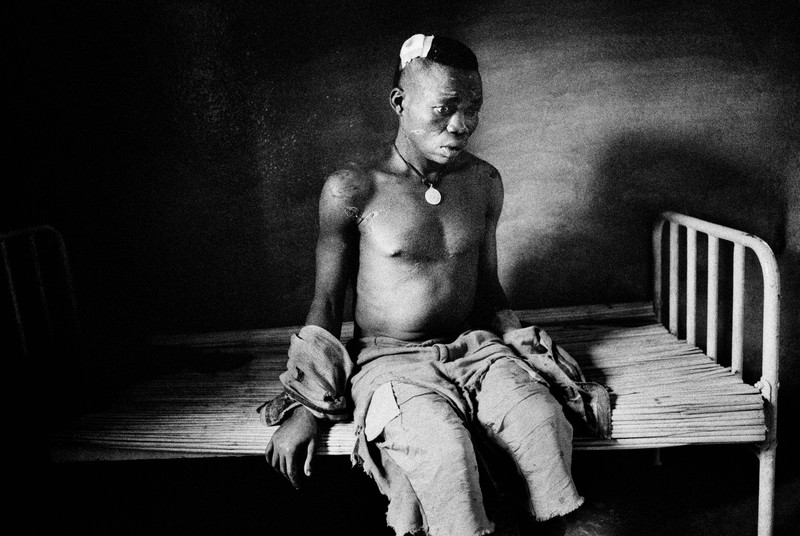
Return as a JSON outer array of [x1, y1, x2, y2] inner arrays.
[[425, 184, 442, 205]]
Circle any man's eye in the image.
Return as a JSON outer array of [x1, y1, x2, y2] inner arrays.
[[434, 105, 454, 116]]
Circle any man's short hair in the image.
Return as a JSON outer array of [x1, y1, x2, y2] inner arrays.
[[393, 36, 479, 87]]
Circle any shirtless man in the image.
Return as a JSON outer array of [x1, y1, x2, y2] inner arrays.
[[265, 35, 582, 536]]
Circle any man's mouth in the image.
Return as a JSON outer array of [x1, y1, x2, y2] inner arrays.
[[440, 144, 466, 156]]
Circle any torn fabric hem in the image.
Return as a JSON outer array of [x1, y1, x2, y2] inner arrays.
[[532, 495, 585, 522]]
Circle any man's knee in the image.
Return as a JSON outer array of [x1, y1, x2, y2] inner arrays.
[[380, 384, 476, 465], [478, 359, 567, 428], [512, 389, 571, 433], [477, 361, 574, 455], [395, 406, 475, 466]]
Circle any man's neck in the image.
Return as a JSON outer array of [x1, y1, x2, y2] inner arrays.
[[392, 135, 443, 180]]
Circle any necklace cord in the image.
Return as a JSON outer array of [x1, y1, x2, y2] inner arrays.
[[392, 142, 441, 187]]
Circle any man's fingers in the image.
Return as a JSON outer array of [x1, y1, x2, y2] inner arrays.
[[286, 453, 300, 488], [264, 409, 318, 489], [304, 437, 316, 476], [270, 446, 282, 472], [279, 455, 290, 483], [266, 442, 301, 488]]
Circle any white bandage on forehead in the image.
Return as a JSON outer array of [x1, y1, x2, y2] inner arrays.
[[399, 34, 434, 69]]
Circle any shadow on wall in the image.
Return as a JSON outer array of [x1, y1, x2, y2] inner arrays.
[[591, 130, 785, 250], [505, 127, 800, 437], [592, 130, 800, 440], [505, 129, 786, 311]]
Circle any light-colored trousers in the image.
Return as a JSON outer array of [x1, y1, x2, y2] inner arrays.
[[350, 330, 583, 536]]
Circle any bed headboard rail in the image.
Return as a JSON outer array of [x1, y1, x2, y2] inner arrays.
[[1, 225, 80, 358], [652, 210, 780, 413]]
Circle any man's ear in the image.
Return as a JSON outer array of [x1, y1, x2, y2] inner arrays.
[[389, 87, 404, 116]]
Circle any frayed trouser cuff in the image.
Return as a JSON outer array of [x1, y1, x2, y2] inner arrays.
[[533, 495, 584, 522]]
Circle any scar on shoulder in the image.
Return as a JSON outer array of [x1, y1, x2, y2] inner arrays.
[[330, 169, 363, 199]]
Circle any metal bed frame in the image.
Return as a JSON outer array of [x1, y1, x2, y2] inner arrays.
[[653, 212, 779, 536], [5, 213, 780, 535]]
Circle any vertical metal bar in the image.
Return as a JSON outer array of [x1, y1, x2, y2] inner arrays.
[[52, 227, 81, 338], [653, 220, 665, 323], [706, 236, 719, 361], [29, 234, 54, 338], [686, 228, 697, 346], [731, 244, 745, 375], [756, 243, 781, 536], [758, 447, 777, 536], [2, 242, 27, 355], [669, 222, 679, 335], [758, 248, 781, 399]]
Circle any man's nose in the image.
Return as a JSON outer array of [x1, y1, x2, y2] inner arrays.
[[446, 111, 470, 135]]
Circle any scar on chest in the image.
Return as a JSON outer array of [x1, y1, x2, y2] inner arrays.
[[345, 206, 378, 226]]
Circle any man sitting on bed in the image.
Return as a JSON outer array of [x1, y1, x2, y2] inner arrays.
[[263, 34, 585, 536]]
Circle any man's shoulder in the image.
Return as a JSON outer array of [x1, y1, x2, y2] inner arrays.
[[457, 152, 501, 180], [456, 153, 502, 198], [457, 153, 503, 213], [321, 164, 375, 206]]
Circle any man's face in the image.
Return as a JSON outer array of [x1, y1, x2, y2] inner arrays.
[[399, 62, 483, 164]]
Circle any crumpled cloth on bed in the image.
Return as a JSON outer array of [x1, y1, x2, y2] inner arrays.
[[258, 325, 611, 432], [503, 326, 612, 439], [257, 325, 354, 424], [257, 324, 611, 434]]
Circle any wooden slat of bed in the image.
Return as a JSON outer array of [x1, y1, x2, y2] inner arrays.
[[49, 302, 766, 461]]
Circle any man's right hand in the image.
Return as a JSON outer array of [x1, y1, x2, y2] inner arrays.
[[265, 405, 319, 489]]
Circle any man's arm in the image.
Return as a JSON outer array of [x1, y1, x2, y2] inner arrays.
[[304, 169, 363, 336], [475, 165, 523, 336], [266, 168, 365, 488]]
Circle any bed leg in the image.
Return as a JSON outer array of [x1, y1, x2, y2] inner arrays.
[[757, 443, 776, 536], [652, 448, 662, 467]]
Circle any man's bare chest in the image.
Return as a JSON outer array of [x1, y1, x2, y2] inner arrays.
[[357, 185, 486, 261]]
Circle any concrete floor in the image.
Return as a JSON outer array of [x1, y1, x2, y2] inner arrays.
[[44, 441, 799, 535]]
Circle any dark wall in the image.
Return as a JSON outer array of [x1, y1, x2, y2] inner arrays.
[[11, 1, 799, 394], [13, 1, 477, 340]]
